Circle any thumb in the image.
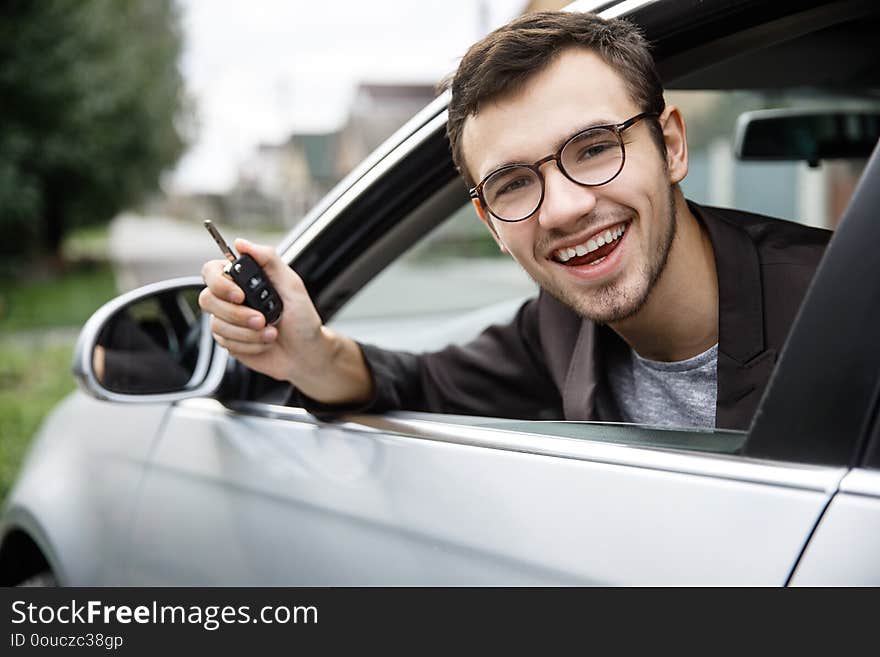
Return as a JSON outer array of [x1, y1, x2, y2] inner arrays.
[[234, 238, 288, 280]]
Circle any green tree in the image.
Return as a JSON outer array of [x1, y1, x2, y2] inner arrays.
[[0, 0, 189, 270]]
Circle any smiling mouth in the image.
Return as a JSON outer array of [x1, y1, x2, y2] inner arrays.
[[551, 222, 628, 266]]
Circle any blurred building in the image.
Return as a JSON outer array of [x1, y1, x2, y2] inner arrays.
[[336, 82, 438, 174], [219, 82, 436, 229], [226, 131, 341, 229]]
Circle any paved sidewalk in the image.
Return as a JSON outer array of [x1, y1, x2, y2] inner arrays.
[[108, 214, 283, 291]]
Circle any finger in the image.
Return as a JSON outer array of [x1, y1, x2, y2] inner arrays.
[[212, 333, 276, 356], [210, 316, 277, 343], [200, 289, 264, 327], [201, 259, 244, 304]]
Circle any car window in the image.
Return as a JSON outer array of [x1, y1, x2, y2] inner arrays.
[[671, 90, 879, 229]]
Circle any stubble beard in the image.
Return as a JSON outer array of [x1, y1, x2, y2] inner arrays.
[[532, 188, 678, 325]]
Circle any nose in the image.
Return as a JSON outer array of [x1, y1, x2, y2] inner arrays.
[[536, 163, 598, 232]]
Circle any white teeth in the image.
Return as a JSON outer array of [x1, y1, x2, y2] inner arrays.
[[591, 256, 606, 265], [553, 222, 628, 263]]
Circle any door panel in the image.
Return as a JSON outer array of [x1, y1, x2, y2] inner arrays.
[[789, 469, 880, 585], [128, 400, 842, 585]]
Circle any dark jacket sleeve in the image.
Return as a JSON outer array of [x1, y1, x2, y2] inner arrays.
[[291, 297, 563, 420]]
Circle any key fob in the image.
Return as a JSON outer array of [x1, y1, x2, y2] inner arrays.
[[223, 254, 283, 325], [204, 219, 284, 325]]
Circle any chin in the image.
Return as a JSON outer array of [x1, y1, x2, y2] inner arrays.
[[549, 273, 652, 325]]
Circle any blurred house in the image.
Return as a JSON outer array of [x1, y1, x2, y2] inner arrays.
[[225, 131, 340, 229], [336, 82, 438, 174], [223, 82, 437, 229]]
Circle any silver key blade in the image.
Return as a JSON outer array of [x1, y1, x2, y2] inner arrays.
[[204, 220, 237, 262]]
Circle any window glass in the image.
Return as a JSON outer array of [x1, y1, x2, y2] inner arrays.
[[408, 412, 748, 455]]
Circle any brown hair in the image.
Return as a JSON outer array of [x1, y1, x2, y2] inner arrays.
[[441, 11, 666, 187]]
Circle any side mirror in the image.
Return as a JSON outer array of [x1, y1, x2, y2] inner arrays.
[[734, 109, 880, 166], [72, 276, 228, 403]]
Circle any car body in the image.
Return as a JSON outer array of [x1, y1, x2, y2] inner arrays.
[[2, 0, 880, 585]]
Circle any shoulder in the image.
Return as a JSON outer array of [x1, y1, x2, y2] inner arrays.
[[694, 203, 831, 269], [693, 202, 831, 351]]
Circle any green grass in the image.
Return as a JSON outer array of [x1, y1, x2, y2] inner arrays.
[[0, 253, 119, 504], [0, 339, 76, 503], [0, 262, 118, 332]]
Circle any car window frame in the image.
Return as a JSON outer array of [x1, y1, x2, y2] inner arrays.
[[743, 139, 880, 466]]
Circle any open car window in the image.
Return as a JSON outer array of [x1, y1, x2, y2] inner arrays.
[[311, 85, 877, 459]]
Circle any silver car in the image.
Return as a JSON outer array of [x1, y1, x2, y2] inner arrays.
[[3, 0, 880, 585]]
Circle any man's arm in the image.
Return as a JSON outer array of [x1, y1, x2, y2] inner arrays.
[[349, 295, 564, 420], [199, 239, 373, 405], [200, 240, 562, 419]]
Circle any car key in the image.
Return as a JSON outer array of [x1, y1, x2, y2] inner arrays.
[[204, 220, 283, 325]]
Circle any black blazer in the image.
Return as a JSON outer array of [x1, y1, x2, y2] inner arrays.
[[309, 202, 831, 431]]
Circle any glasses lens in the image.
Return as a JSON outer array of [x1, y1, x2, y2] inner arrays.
[[482, 166, 542, 221], [561, 127, 624, 186]]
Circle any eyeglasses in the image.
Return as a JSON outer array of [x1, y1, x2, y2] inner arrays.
[[469, 112, 658, 223]]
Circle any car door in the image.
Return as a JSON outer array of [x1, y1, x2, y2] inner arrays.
[[124, 0, 880, 585], [126, 398, 844, 585]]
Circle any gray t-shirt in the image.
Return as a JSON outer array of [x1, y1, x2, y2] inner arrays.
[[606, 343, 718, 429]]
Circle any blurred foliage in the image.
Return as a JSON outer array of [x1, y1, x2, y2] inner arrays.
[[0, 339, 76, 504], [0, 0, 190, 270], [0, 253, 117, 505]]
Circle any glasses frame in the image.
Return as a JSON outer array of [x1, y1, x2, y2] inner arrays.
[[469, 111, 659, 223]]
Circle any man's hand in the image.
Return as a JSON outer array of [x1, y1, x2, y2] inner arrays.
[[199, 239, 373, 405]]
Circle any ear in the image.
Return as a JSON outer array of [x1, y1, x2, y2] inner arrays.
[[659, 106, 688, 185], [472, 198, 509, 254]]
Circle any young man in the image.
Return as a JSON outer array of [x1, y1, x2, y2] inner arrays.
[[199, 12, 830, 430]]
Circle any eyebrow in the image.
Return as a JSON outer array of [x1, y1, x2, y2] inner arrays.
[[479, 117, 619, 181]]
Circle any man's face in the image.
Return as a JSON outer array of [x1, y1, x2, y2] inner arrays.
[[461, 48, 682, 324]]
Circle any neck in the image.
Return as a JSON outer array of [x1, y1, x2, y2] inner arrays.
[[610, 195, 718, 362]]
